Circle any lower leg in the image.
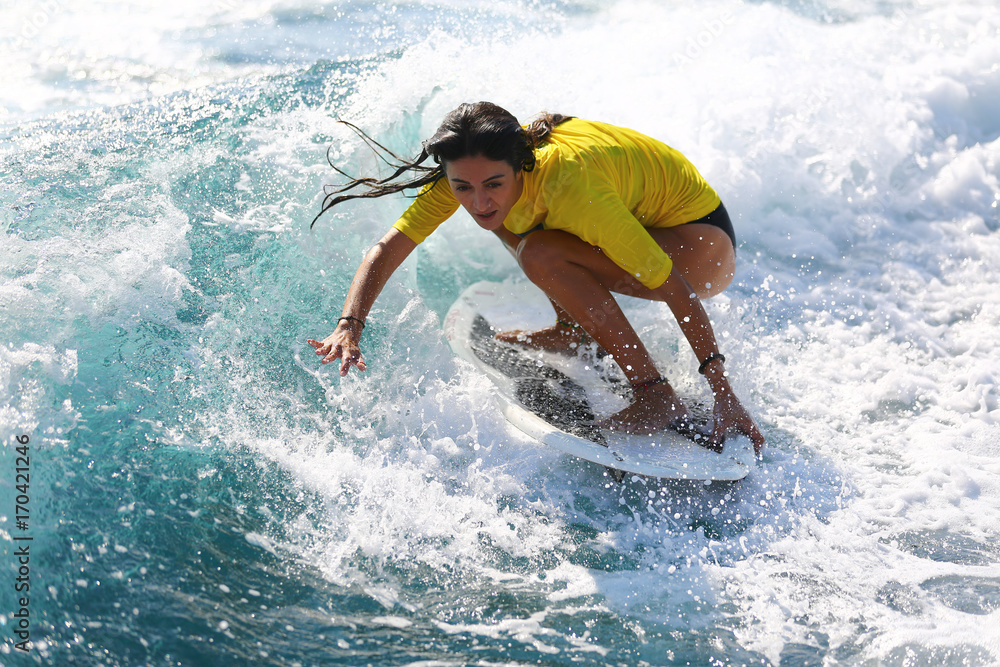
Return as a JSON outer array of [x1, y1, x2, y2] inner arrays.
[[517, 241, 688, 433], [555, 283, 688, 433]]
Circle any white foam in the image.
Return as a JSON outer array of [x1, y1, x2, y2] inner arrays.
[[4, 0, 1000, 662], [0, 343, 78, 440], [296, 0, 1000, 661]]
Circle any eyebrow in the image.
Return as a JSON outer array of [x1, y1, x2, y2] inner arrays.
[[449, 174, 506, 184]]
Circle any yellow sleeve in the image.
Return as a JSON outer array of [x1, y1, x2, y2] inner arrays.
[[548, 183, 674, 289], [392, 178, 460, 244]]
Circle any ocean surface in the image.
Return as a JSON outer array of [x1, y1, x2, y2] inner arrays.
[[2, 0, 999, 664]]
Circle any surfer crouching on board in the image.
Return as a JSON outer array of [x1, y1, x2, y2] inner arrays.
[[308, 102, 765, 454]]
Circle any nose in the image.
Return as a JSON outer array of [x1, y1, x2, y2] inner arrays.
[[473, 188, 491, 212]]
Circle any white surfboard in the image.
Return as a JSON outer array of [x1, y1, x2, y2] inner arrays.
[[443, 280, 757, 481]]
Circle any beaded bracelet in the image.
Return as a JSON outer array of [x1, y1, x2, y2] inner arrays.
[[631, 376, 667, 393]]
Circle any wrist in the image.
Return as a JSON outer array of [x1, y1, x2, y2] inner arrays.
[[698, 353, 726, 375], [337, 315, 365, 333], [702, 361, 732, 395]]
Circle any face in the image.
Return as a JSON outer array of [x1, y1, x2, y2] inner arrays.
[[444, 155, 523, 231]]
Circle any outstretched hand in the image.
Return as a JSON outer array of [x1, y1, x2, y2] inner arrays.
[[710, 389, 766, 456], [307, 326, 366, 377]]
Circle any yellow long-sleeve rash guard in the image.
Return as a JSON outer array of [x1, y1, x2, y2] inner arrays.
[[392, 118, 721, 289]]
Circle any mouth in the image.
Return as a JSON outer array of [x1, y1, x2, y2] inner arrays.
[[475, 210, 498, 224]]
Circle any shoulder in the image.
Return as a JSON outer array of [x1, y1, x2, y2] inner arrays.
[[545, 117, 605, 147], [535, 119, 627, 189], [533, 118, 605, 172], [394, 176, 459, 244], [530, 145, 587, 203], [547, 117, 643, 144], [542, 118, 655, 172]]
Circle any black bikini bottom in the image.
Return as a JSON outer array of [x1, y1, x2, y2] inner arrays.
[[688, 202, 736, 250]]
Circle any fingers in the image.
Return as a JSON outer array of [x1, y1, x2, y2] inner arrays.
[[306, 337, 365, 374], [727, 414, 765, 457], [709, 419, 729, 449], [744, 417, 766, 456], [338, 350, 365, 376], [306, 338, 338, 364], [731, 405, 766, 456], [710, 401, 766, 457]]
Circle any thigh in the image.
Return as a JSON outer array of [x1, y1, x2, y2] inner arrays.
[[648, 223, 735, 299], [515, 229, 659, 300], [516, 223, 734, 302]]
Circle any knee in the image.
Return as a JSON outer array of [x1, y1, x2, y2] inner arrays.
[[691, 250, 736, 298], [515, 230, 571, 280]]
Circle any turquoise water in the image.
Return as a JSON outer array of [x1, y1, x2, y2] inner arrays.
[[2, 0, 1000, 664]]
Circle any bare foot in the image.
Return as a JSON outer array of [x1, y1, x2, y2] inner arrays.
[[596, 384, 689, 435], [495, 324, 587, 354]]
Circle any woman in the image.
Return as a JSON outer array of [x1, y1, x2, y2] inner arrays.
[[308, 102, 765, 454]]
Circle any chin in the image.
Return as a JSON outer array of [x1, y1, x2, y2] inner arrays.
[[474, 213, 504, 230]]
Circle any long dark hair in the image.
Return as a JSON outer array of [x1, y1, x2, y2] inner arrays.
[[312, 102, 571, 227]]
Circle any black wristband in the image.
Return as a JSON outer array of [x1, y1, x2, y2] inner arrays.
[[698, 353, 726, 374], [338, 316, 365, 329]]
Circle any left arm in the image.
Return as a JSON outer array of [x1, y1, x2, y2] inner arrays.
[[491, 226, 523, 257], [655, 269, 766, 454]]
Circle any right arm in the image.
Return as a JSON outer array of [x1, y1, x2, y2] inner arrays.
[[307, 227, 417, 375]]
